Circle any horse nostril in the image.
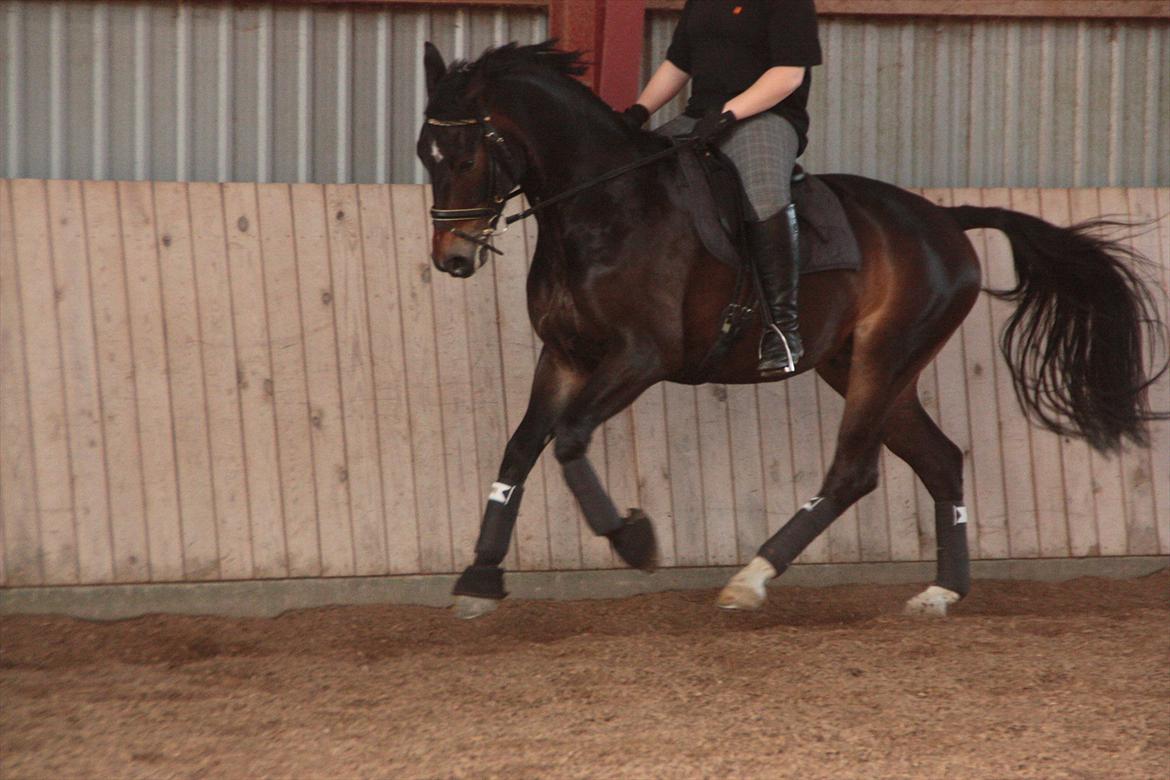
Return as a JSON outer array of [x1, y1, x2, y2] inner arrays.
[[449, 255, 474, 277]]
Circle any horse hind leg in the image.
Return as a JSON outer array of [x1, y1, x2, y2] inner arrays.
[[718, 354, 897, 610], [723, 384, 973, 616], [745, 368, 972, 616], [879, 390, 971, 617], [719, 337, 971, 613]]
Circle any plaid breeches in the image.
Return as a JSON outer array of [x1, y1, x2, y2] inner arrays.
[[657, 111, 800, 221]]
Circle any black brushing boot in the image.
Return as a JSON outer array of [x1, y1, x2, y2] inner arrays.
[[752, 203, 804, 375]]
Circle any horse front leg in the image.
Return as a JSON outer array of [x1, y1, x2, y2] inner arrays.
[[553, 344, 665, 572], [452, 349, 582, 619]]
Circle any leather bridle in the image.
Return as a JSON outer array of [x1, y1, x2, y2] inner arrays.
[[425, 113, 700, 263], [426, 115, 524, 260]]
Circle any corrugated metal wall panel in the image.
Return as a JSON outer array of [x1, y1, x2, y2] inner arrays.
[[646, 11, 1169, 188], [1, 1, 548, 183], [2, 3, 1165, 186]]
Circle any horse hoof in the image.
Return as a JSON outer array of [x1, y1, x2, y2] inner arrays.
[[453, 595, 500, 620], [717, 583, 765, 610], [904, 585, 961, 618], [716, 556, 775, 610], [452, 564, 507, 599], [610, 510, 658, 572]]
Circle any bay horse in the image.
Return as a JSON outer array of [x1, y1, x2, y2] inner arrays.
[[417, 42, 1165, 620]]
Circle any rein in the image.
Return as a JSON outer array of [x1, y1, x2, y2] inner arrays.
[[501, 138, 699, 226], [427, 114, 699, 256]]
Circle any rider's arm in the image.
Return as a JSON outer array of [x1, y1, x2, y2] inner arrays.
[[634, 60, 692, 116], [632, 0, 694, 117], [726, 0, 819, 121], [722, 66, 806, 120]]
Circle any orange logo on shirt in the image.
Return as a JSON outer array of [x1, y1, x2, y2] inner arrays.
[[732, 5, 743, 13]]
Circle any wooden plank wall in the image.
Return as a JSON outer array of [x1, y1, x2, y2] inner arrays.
[[1, 181, 1167, 586]]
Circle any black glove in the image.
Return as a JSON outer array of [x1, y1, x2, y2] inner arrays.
[[693, 110, 736, 145], [620, 103, 651, 130]]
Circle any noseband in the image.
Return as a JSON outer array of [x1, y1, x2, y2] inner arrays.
[[426, 115, 524, 259]]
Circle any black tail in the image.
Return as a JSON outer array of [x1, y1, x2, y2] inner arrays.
[[949, 205, 1167, 453]]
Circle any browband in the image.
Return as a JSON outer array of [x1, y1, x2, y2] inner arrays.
[[426, 117, 484, 127]]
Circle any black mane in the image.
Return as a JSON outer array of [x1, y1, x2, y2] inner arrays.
[[426, 40, 668, 153], [427, 40, 594, 119], [478, 40, 589, 79]]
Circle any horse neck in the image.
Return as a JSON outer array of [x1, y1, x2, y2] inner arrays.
[[490, 76, 647, 205]]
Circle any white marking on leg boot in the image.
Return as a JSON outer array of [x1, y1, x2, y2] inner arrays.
[[904, 585, 961, 618], [453, 595, 500, 620], [717, 556, 777, 610], [488, 481, 516, 504], [800, 495, 824, 512]]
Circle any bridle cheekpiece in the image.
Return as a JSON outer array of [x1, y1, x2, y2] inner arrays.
[[426, 114, 524, 262]]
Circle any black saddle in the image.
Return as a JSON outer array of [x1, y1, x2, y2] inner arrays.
[[673, 141, 861, 275]]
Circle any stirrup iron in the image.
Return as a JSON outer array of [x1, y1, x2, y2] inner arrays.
[[760, 324, 798, 374]]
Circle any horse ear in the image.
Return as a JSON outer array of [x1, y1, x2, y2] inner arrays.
[[424, 42, 446, 97]]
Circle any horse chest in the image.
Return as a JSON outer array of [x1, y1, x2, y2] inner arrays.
[[528, 272, 607, 365], [530, 283, 581, 345]]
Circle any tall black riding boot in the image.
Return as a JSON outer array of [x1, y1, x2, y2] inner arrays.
[[752, 203, 803, 375]]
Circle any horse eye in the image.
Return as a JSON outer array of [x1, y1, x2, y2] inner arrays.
[[457, 159, 475, 172]]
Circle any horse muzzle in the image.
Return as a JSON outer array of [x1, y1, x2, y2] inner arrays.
[[438, 257, 474, 278], [432, 230, 480, 278], [432, 223, 503, 278]]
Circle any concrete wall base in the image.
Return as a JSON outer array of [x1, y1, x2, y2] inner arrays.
[[1, 556, 1166, 621]]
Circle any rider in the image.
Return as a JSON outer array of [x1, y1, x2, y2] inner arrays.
[[624, 0, 822, 374]]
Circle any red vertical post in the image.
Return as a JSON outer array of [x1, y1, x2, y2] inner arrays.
[[548, 0, 646, 109], [547, 0, 603, 89], [596, 0, 645, 109]]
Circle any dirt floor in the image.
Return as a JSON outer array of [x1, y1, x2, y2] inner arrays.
[[2, 572, 1168, 780]]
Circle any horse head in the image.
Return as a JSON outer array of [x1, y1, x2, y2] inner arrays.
[[417, 42, 537, 277], [416, 40, 645, 278]]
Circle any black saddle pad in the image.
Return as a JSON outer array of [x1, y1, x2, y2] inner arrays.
[[675, 144, 861, 275]]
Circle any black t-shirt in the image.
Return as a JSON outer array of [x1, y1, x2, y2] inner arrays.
[[666, 0, 822, 154]]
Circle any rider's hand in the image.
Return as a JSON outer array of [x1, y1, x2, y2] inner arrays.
[[620, 103, 651, 130], [693, 110, 736, 145]]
